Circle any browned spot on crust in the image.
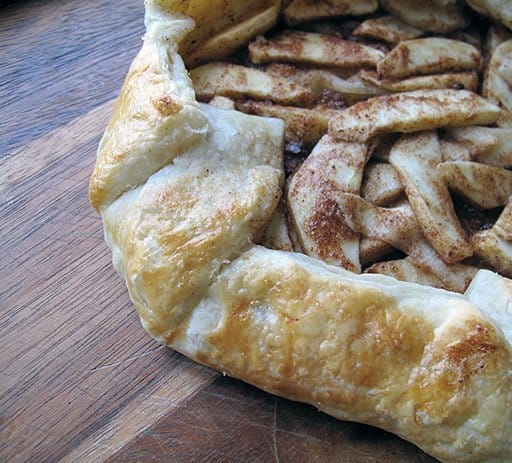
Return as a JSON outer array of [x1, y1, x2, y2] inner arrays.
[[152, 95, 182, 116], [405, 317, 510, 427], [445, 323, 498, 380], [340, 303, 429, 389], [201, 268, 435, 412]]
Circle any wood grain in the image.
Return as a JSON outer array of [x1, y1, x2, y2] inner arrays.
[[106, 376, 437, 463], [0, 100, 217, 462], [0, 1, 438, 461], [0, 0, 144, 156]]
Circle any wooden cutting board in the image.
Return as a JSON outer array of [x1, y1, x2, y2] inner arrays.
[[0, 1, 438, 461]]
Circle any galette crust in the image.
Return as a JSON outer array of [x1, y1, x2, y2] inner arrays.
[[90, 2, 512, 462]]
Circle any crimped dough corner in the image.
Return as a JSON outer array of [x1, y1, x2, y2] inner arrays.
[[89, 2, 512, 462]]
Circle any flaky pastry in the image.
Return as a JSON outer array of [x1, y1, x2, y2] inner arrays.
[[89, 2, 512, 462]]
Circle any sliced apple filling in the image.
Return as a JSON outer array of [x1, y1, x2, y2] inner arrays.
[[184, 3, 512, 292]]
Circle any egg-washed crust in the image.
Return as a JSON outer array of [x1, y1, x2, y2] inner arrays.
[[89, 2, 512, 463]]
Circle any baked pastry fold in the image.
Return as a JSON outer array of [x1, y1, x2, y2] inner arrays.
[[90, 3, 512, 462]]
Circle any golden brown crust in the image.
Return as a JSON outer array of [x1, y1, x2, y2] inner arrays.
[[88, 11, 208, 211], [90, 3, 512, 463], [163, 244, 512, 463], [101, 101, 285, 341]]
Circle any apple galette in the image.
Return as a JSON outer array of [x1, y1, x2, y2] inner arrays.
[[89, 1, 512, 462]]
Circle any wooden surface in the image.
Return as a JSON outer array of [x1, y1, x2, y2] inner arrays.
[[0, 1, 438, 462]]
